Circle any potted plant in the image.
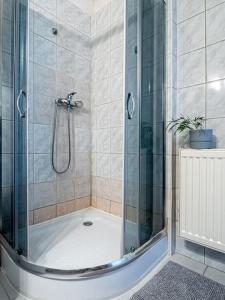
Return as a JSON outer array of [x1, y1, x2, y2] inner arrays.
[[167, 116, 213, 149]]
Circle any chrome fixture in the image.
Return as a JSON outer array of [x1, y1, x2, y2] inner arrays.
[[52, 92, 83, 174], [126, 92, 135, 120], [16, 89, 26, 118], [55, 92, 83, 110]]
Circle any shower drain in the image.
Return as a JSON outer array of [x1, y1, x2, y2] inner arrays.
[[83, 221, 93, 226]]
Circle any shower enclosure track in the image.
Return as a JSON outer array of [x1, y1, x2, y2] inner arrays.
[[0, 230, 166, 280]]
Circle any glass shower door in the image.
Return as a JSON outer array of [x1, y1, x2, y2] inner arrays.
[[124, 0, 166, 254], [14, 0, 28, 256], [124, 0, 140, 253], [0, 0, 28, 256]]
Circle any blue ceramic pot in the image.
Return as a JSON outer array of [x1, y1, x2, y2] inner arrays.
[[189, 129, 213, 149]]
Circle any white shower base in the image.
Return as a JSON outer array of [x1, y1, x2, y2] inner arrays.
[[1, 237, 168, 300], [29, 207, 122, 270]]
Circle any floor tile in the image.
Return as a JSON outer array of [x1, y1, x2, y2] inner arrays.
[[204, 267, 225, 286], [171, 253, 207, 274]]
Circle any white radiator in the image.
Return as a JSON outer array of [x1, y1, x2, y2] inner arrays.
[[180, 149, 225, 253]]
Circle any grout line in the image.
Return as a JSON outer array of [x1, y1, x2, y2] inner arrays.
[[177, 11, 205, 25], [178, 38, 225, 60], [177, 1, 225, 25], [177, 11, 205, 26], [203, 265, 208, 276], [205, 1, 225, 12], [206, 37, 225, 48]]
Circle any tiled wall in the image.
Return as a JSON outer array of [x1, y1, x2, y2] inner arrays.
[[28, 0, 92, 224], [28, 0, 124, 222], [175, 0, 225, 272], [177, 0, 225, 148], [1, 0, 14, 240], [91, 0, 124, 217]]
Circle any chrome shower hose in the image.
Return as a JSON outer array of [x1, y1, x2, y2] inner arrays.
[[52, 104, 71, 174]]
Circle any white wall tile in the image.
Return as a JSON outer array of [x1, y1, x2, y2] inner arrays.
[[34, 34, 56, 68], [177, 0, 205, 23], [207, 79, 225, 118], [34, 0, 57, 15], [110, 0, 124, 25], [92, 78, 110, 105], [93, 54, 110, 81], [110, 46, 124, 76], [75, 176, 91, 198], [94, 0, 110, 14], [177, 85, 205, 117], [111, 22, 124, 50], [110, 154, 123, 180], [34, 124, 52, 154], [206, 2, 225, 45], [96, 104, 110, 128], [93, 30, 110, 59], [57, 0, 83, 29], [177, 49, 205, 88], [34, 64, 56, 97], [75, 153, 91, 177], [177, 13, 205, 55], [96, 128, 110, 153], [96, 153, 110, 177], [110, 101, 123, 127], [110, 73, 124, 100], [33, 5, 56, 43], [96, 4, 110, 32], [33, 181, 57, 210], [206, 118, 225, 148], [75, 128, 91, 152], [70, 0, 94, 16], [110, 127, 123, 154], [207, 40, 225, 82], [206, 0, 225, 10]]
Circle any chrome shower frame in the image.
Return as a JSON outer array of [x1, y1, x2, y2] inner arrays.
[[0, 0, 169, 281]]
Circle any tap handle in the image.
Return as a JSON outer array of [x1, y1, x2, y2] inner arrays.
[[67, 92, 77, 99]]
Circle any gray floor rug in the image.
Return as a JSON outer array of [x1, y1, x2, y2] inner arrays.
[[131, 261, 225, 300]]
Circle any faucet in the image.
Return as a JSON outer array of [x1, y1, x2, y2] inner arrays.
[[55, 92, 83, 109]]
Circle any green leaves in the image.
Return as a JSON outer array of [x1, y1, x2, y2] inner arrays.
[[167, 116, 205, 134]]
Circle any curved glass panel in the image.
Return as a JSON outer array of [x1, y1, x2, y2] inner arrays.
[[124, 0, 166, 254], [0, 0, 28, 256], [0, 0, 166, 272]]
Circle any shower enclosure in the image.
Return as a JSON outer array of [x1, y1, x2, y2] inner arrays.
[[0, 0, 166, 275]]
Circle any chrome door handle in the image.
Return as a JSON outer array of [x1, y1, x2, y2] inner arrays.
[[16, 89, 26, 118], [127, 92, 135, 120]]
